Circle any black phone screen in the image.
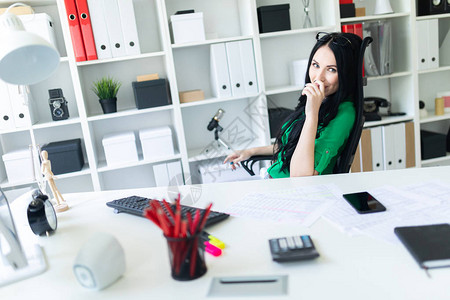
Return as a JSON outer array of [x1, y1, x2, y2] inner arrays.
[[342, 192, 386, 214]]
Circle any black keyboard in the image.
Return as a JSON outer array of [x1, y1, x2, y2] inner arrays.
[[106, 195, 230, 228]]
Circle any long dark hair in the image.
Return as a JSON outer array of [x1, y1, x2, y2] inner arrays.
[[273, 32, 362, 173]]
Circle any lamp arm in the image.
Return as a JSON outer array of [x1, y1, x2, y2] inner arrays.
[[0, 220, 27, 269], [5, 2, 30, 14]]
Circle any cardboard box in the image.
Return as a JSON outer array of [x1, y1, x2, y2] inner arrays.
[[42, 139, 84, 175], [355, 7, 366, 17], [2, 149, 34, 183], [102, 132, 138, 166], [139, 126, 174, 161], [0, 6, 34, 15], [179, 89, 205, 103], [137, 73, 159, 82]]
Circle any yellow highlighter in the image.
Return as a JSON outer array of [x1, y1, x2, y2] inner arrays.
[[202, 231, 225, 249]]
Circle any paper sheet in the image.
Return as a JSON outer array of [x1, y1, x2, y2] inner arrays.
[[225, 184, 342, 227]]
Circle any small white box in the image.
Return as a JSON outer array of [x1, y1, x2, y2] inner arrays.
[[19, 13, 58, 50], [2, 149, 34, 183], [289, 59, 309, 87], [170, 12, 205, 44], [102, 131, 138, 166], [139, 126, 174, 161]]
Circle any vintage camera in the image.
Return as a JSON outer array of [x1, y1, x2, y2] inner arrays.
[[48, 88, 69, 121]]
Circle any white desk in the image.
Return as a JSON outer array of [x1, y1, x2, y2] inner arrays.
[[2, 166, 450, 300]]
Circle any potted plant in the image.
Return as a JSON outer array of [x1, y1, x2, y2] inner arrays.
[[91, 76, 122, 114]]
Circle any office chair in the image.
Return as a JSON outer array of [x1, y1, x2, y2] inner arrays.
[[242, 36, 373, 176]]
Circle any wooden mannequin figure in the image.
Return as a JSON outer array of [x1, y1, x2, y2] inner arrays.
[[41, 150, 69, 212]]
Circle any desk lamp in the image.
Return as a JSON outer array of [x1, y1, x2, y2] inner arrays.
[[0, 2, 59, 85]]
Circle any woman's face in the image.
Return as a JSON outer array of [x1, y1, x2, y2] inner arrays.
[[308, 46, 339, 97]]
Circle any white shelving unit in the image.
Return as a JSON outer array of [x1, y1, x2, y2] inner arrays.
[[0, 0, 449, 193]]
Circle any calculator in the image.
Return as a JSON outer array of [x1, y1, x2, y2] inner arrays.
[[269, 235, 319, 262]]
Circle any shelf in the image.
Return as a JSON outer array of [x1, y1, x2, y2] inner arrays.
[[87, 105, 174, 122], [54, 164, 91, 179], [171, 35, 254, 49], [32, 118, 81, 130], [97, 153, 181, 173], [418, 66, 450, 75], [363, 115, 414, 128], [188, 138, 263, 162], [421, 153, 450, 165], [0, 178, 35, 189], [180, 93, 259, 108], [420, 112, 450, 124], [366, 71, 412, 81], [265, 85, 302, 96], [416, 13, 450, 21], [76, 51, 166, 66], [0, 127, 31, 135], [341, 12, 410, 23], [259, 26, 335, 40], [60, 56, 69, 62]]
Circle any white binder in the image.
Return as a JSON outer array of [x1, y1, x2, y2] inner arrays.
[[0, 80, 14, 131], [370, 126, 384, 171], [210, 43, 232, 98], [87, 0, 112, 59], [381, 125, 395, 170], [417, 20, 439, 70], [428, 19, 439, 69], [153, 163, 169, 187], [167, 161, 183, 185], [238, 40, 258, 95], [117, 0, 141, 56], [393, 123, 406, 169], [7, 85, 36, 128], [225, 41, 245, 97], [102, 0, 126, 58]]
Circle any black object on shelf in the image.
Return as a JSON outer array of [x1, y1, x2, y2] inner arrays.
[[268, 107, 294, 138], [132, 79, 171, 109], [339, 3, 355, 18], [257, 4, 291, 33], [175, 9, 195, 15], [416, 0, 446, 16], [42, 138, 84, 175], [420, 130, 446, 160]]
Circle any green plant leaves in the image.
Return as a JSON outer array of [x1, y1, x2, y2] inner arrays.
[[91, 76, 122, 100]]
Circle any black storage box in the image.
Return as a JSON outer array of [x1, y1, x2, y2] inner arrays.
[[42, 138, 84, 175], [257, 4, 290, 33], [340, 3, 355, 18], [132, 79, 171, 109], [420, 130, 447, 160]]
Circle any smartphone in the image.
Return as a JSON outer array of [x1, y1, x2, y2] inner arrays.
[[342, 192, 386, 214]]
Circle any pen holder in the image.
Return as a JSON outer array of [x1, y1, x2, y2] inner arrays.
[[164, 234, 207, 281]]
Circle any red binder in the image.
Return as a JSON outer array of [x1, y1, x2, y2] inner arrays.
[[64, 0, 86, 62], [75, 0, 98, 60], [341, 24, 354, 34], [353, 23, 365, 77]]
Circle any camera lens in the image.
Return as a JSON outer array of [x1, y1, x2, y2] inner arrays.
[[52, 100, 61, 108], [53, 108, 64, 117]]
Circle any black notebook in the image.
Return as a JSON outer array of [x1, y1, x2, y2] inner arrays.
[[394, 223, 450, 269]]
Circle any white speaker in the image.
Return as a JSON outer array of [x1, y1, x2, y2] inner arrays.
[[73, 232, 126, 290], [374, 0, 394, 15]]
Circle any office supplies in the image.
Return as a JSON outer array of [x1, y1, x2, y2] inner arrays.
[[204, 241, 222, 256], [73, 232, 125, 290], [86, 0, 112, 59], [64, 0, 86, 62], [7, 84, 37, 128], [342, 191, 387, 214], [238, 40, 258, 95], [74, 0, 97, 60], [210, 43, 232, 98], [363, 20, 392, 76], [225, 41, 245, 97], [416, 19, 439, 71], [103, 0, 126, 57], [201, 231, 225, 249], [269, 235, 319, 262], [208, 275, 288, 297], [106, 195, 230, 228], [117, 0, 140, 56], [393, 123, 406, 169], [0, 79, 14, 130], [394, 224, 450, 270]]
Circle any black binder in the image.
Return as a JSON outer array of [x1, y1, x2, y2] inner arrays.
[[394, 223, 450, 269]]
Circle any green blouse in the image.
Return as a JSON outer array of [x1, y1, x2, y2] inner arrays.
[[267, 101, 356, 178]]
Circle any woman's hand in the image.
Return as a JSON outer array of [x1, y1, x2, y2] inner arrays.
[[302, 80, 325, 117], [223, 149, 254, 170]]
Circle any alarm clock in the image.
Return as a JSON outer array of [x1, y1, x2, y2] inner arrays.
[[27, 190, 57, 236]]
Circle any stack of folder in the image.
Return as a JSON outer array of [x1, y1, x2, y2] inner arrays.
[[64, 0, 141, 62]]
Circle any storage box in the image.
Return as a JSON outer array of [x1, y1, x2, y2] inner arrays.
[[102, 132, 138, 166], [139, 126, 174, 161], [289, 59, 308, 86], [132, 79, 171, 109], [420, 130, 447, 160], [257, 4, 291, 33], [179, 89, 204, 103], [42, 139, 84, 175], [19, 13, 58, 49], [170, 12, 205, 44], [2, 148, 34, 183], [340, 3, 356, 18]]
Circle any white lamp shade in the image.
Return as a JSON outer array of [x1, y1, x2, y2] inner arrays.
[[0, 12, 59, 85], [374, 0, 394, 15]]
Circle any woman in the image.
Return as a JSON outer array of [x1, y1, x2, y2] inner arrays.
[[224, 32, 362, 178]]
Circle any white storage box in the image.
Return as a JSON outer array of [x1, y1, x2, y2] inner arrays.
[[139, 126, 174, 161], [289, 59, 308, 86], [19, 13, 58, 50], [170, 12, 205, 44], [2, 149, 34, 183], [102, 131, 138, 166]]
